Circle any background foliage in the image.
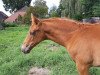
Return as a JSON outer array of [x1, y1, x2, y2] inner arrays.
[[2, 0, 31, 13], [57, 0, 100, 20], [2, 0, 100, 21]]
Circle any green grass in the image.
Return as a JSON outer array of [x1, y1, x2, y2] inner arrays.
[[0, 27, 100, 75]]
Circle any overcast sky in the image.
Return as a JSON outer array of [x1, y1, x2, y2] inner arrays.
[[0, 0, 60, 16]]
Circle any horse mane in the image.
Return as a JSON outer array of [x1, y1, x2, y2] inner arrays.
[[41, 17, 93, 25], [40, 17, 100, 31], [41, 17, 78, 23]]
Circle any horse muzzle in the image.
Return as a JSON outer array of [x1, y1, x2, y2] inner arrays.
[[21, 45, 31, 54]]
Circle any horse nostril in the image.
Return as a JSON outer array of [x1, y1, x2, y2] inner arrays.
[[21, 44, 31, 54], [26, 44, 29, 47], [22, 50, 28, 54]]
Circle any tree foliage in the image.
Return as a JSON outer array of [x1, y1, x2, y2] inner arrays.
[[58, 0, 100, 19], [33, 0, 48, 18], [49, 5, 59, 17], [2, 0, 31, 13], [58, 0, 83, 18], [22, 0, 48, 24], [22, 6, 35, 24], [93, 4, 100, 17]]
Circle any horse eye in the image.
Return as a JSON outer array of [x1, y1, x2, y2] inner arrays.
[[30, 31, 36, 35]]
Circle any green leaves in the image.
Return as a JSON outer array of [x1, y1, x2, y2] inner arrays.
[[93, 4, 100, 17], [33, 0, 48, 18], [49, 5, 59, 17], [2, 0, 31, 13], [22, 0, 48, 24], [58, 0, 100, 19]]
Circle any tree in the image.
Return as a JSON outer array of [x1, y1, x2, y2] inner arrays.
[[93, 4, 100, 17], [22, 0, 48, 24], [2, 0, 31, 13], [33, 0, 48, 18], [58, 0, 100, 20], [92, 0, 100, 17], [82, 0, 94, 18], [57, 0, 65, 17], [49, 5, 59, 17], [80, 0, 100, 18], [22, 6, 35, 24], [58, 0, 83, 18]]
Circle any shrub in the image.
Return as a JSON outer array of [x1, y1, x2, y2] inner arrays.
[[1, 22, 18, 27], [73, 14, 83, 21]]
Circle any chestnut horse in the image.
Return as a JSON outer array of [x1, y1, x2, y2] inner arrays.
[[21, 14, 100, 75]]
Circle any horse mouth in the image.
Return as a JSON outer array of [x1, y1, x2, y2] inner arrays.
[[22, 49, 31, 54], [21, 45, 32, 54]]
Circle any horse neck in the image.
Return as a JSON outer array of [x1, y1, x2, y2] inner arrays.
[[42, 19, 80, 47]]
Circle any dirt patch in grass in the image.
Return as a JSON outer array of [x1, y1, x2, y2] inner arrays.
[[28, 67, 51, 75], [45, 44, 60, 51]]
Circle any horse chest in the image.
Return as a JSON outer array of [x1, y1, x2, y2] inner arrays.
[[92, 45, 100, 67], [67, 34, 93, 63], [93, 56, 100, 67]]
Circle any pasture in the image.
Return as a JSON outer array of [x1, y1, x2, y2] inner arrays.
[[0, 26, 100, 75]]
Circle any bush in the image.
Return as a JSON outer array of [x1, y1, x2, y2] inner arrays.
[[1, 22, 18, 27], [73, 14, 83, 21], [0, 23, 5, 30]]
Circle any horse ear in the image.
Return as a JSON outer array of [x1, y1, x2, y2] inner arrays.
[[31, 13, 40, 25]]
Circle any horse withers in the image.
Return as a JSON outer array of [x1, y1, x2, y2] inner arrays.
[[21, 14, 100, 75]]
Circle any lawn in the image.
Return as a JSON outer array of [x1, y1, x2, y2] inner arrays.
[[0, 26, 100, 75]]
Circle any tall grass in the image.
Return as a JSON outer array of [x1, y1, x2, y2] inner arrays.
[[0, 27, 100, 75]]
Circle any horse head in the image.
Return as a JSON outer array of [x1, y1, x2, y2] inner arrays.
[[21, 14, 46, 54]]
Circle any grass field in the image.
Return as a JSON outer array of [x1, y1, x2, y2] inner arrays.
[[0, 26, 100, 75]]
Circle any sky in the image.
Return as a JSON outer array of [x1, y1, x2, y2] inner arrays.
[[0, 0, 60, 16]]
